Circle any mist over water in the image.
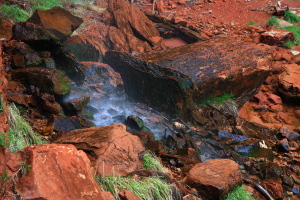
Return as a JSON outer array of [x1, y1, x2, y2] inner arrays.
[[64, 85, 167, 140]]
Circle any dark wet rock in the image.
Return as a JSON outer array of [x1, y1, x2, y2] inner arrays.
[[54, 117, 81, 133], [11, 67, 71, 95], [282, 174, 294, 187], [277, 138, 290, 152], [12, 54, 26, 68], [0, 19, 13, 40], [186, 159, 242, 200], [128, 130, 155, 146], [80, 62, 123, 95], [260, 179, 284, 200], [16, 144, 105, 200], [259, 162, 283, 182], [105, 38, 275, 118], [125, 115, 144, 131], [217, 130, 248, 142], [107, 0, 161, 46], [7, 81, 35, 107], [65, 95, 90, 113], [39, 92, 62, 115], [12, 22, 54, 41], [197, 140, 227, 162], [26, 7, 83, 42], [63, 35, 102, 62], [233, 140, 274, 161], [292, 186, 299, 194], [280, 127, 300, 141], [55, 124, 144, 177], [260, 28, 295, 46]]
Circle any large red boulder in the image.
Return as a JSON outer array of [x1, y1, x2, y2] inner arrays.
[[105, 37, 275, 118], [186, 159, 242, 200], [55, 124, 145, 176], [107, 0, 161, 46], [16, 144, 105, 200]]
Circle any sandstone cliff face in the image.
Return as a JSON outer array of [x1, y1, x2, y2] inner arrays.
[[0, 42, 9, 133]]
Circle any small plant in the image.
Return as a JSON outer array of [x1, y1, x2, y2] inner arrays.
[[142, 151, 166, 172], [284, 40, 294, 49], [0, 94, 5, 111], [223, 185, 254, 200], [97, 175, 174, 200], [7, 103, 46, 153], [266, 16, 279, 26], [284, 10, 300, 23], [247, 21, 255, 26], [0, 170, 12, 191], [281, 25, 300, 45], [197, 93, 235, 106], [0, 4, 30, 22]]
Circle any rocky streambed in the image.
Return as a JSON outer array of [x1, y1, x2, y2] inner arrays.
[[0, 0, 300, 200]]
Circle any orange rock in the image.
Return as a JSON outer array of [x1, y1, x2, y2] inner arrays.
[[186, 159, 242, 200], [16, 144, 105, 200], [119, 190, 142, 200]]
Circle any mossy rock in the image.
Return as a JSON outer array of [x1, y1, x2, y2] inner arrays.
[[12, 67, 71, 95]]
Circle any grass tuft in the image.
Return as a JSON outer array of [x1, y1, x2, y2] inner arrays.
[[6, 103, 46, 152], [247, 21, 255, 26], [284, 10, 300, 23], [281, 25, 300, 45], [284, 40, 294, 49], [266, 16, 279, 26], [142, 151, 166, 172], [97, 175, 174, 200], [223, 185, 254, 200], [0, 4, 30, 22]]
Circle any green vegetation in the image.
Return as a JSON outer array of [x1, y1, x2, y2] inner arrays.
[[142, 151, 166, 172], [197, 93, 235, 106], [284, 10, 300, 23], [96, 151, 174, 200], [284, 40, 294, 49], [97, 176, 174, 200], [0, 0, 94, 22], [1, 103, 46, 153], [266, 16, 279, 26], [280, 25, 300, 47], [0, 94, 5, 111], [247, 21, 255, 26], [0, 4, 30, 22], [223, 186, 254, 200]]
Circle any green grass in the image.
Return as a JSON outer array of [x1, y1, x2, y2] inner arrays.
[[6, 103, 46, 153], [29, 0, 62, 11], [266, 16, 279, 26], [97, 176, 174, 200], [280, 25, 300, 45], [142, 151, 166, 172], [0, 4, 30, 22], [197, 93, 234, 106], [284, 40, 294, 49], [284, 10, 300, 23], [0, 94, 5, 111], [247, 21, 255, 26], [223, 186, 254, 200]]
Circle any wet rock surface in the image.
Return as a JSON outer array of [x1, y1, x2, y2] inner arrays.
[[105, 37, 275, 118]]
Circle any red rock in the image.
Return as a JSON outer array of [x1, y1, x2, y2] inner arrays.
[[267, 93, 282, 105], [260, 28, 295, 47], [26, 7, 83, 41], [55, 124, 144, 177], [0, 44, 9, 133], [177, 0, 186, 5], [156, 0, 166, 14], [276, 112, 291, 124], [186, 159, 242, 200], [260, 179, 284, 199], [16, 144, 105, 200], [269, 104, 283, 113], [275, 1, 300, 15], [107, 0, 162, 46], [253, 91, 270, 105], [101, 191, 115, 200], [119, 189, 142, 200], [295, 110, 300, 118], [0, 19, 13, 40]]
